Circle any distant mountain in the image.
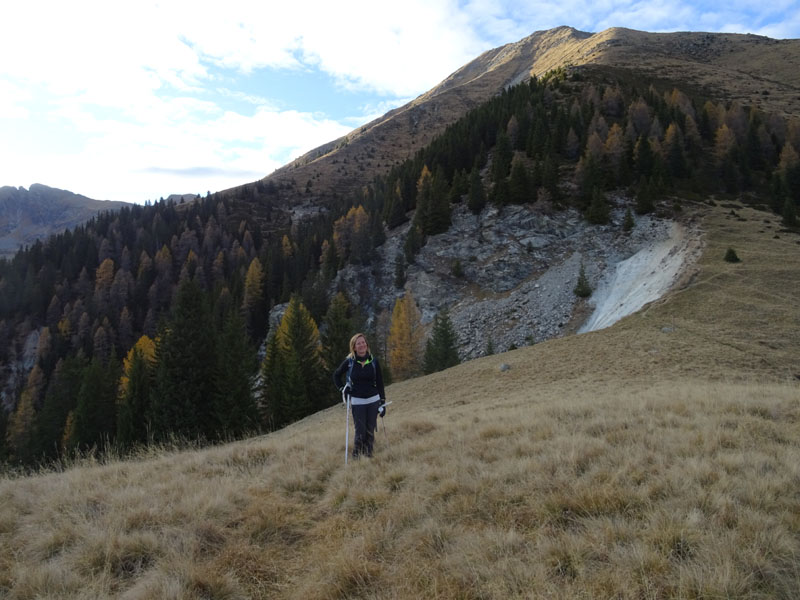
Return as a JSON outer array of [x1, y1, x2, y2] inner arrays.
[[0, 184, 129, 259]]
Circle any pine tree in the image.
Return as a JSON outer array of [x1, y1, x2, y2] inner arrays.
[[387, 291, 424, 381], [623, 207, 635, 233], [467, 168, 486, 215], [260, 296, 327, 427], [260, 333, 290, 430], [635, 177, 655, 215], [413, 166, 433, 233], [35, 356, 85, 460], [69, 357, 120, 451], [404, 224, 424, 264], [214, 308, 259, 438], [149, 279, 218, 441], [586, 188, 611, 225], [321, 292, 355, 375], [574, 263, 592, 298], [116, 345, 154, 449], [394, 253, 407, 289], [634, 136, 655, 177], [427, 166, 452, 234], [423, 310, 460, 374], [492, 131, 513, 182], [385, 181, 407, 228], [5, 383, 38, 463], [509, 158, 531, 204]]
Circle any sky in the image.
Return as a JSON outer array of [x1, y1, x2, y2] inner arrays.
[[1, 1, 798, 204]]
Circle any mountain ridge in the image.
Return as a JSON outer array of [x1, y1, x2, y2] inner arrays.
[[0, 185, 130, 259], [254, 26, 799, 213]]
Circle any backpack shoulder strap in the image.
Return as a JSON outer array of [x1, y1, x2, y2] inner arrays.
[[345, 356, 355, 387]]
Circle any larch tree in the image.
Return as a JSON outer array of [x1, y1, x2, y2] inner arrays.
[[241, 256, 266, 341], [387, 291, 424, 381], [116, 335, 156, 449]]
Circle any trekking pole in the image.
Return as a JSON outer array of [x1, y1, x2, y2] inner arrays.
[[379, 401, 392, 451], [343, 387, 351, 466]]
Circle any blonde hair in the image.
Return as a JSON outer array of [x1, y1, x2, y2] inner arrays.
[[348, 333, 369, 358]]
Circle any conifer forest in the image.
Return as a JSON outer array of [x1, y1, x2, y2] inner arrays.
[[2, 69, 799, 467]]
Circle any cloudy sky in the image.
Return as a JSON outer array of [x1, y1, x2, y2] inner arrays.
[[1, 1, 798, 203]]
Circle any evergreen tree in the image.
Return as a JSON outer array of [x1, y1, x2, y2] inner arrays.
[[69, 356, 120, 451], [394, 253, 407, 288], [260, 296, 328, 427], [384, 181, 408, 228], [260, 333, 291, 430], [448, 169, 468, 203], [586, 188, 611, 225], [149, 279, 218, 441], [321, 292, 355, 377], [491, 131, 513, 183], [427, 166, 452, 235], [509, 158, 531, 204], [413, 166, 433, 233], [491, 178, 511, 208], [635, 177, 655, 215], [623, 207, 635, 233], [634, 135, 655, 177], [35, 356, 85, 460], [214, 308, 259, 438], [5, 384, 38, 464], [541, 155, 560, 202], [574, 263, 592, 298], [467, 168, 486, 215], [423, 310, 460, 374], [404, 224, 424, 264], [116, 345, 154, 449]]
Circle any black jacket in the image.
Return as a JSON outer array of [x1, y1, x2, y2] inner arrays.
[[333, 353, 386, 401]]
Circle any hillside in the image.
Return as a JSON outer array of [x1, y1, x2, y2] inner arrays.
[[2, 21, 800, 470], [1, 200, 798, 598], [0, 185, 129, 260], [247, 26, 800, 209]]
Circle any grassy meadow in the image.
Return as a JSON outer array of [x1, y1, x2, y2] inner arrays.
[[1, 200, 799, 599]]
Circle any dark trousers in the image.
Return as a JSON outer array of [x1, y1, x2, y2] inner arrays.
[[351, 401, 379, 457]]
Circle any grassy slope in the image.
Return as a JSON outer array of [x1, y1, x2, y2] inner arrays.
[[1, 200, 799, 599]]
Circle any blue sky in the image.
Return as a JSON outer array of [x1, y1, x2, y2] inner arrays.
[[1, 0, 798, 204]]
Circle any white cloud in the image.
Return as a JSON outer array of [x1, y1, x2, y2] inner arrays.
[[1, 0, 798, 203]]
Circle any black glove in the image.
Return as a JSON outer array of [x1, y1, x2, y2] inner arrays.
[[378, 400, 386, 418]]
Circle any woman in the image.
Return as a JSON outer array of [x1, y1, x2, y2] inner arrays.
[[333, 333, 386, 458]]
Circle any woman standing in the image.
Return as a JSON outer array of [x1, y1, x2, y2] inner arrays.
[[333, 333, 386, 458]]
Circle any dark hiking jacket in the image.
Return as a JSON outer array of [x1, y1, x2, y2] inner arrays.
[[333, 353, 386, 401]]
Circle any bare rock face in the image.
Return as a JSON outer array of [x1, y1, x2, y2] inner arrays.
[[333, 197, 681, 360]]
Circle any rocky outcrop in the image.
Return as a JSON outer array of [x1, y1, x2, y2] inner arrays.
[[333, 196, 695, 360]]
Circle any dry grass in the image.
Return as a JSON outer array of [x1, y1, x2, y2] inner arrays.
[[2, 201, 799, 598]]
